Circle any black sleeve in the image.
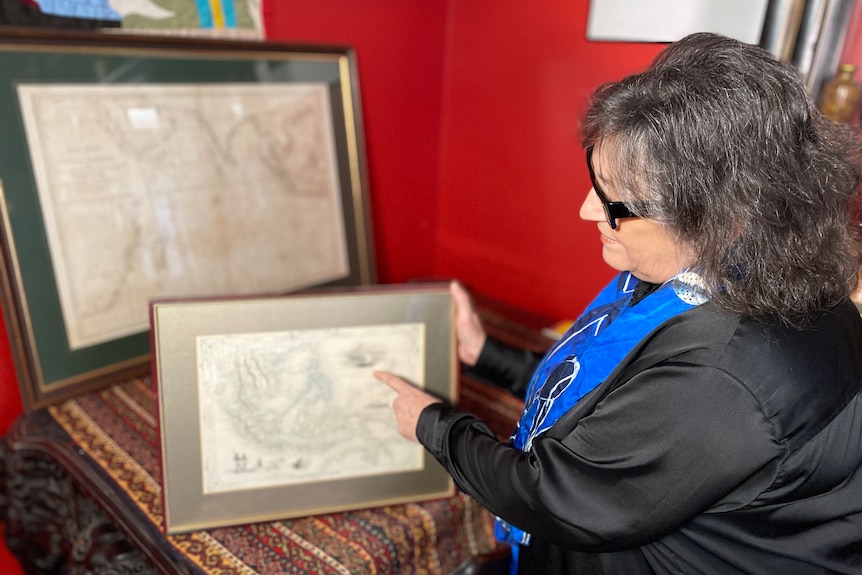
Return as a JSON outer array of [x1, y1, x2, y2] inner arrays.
[[416, 362, 784, 553], [463, 337, 543, 398]]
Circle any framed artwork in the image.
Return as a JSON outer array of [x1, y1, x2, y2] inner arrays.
[[0, 0, 263, 39], [150, 284, 456, 533], [586, 0, 768, 43], [0, 28, 375, 410]]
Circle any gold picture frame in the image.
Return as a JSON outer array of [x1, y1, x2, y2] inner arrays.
[[150, 284, 456, 534], [0, 28, 375, 410]]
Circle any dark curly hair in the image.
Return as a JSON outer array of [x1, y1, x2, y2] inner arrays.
[[581, 32, 862, 325]]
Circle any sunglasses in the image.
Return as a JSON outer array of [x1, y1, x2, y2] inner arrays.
[[586, 146, 638, 229]]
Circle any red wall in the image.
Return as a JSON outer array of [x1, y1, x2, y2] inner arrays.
[[268, 0, 664, 321], [266, 1, 450, 286], [432, 0, 663, 318], [840, 1, 862, 75], [0, 311, 21, 434], [833, 1, 862, 128]]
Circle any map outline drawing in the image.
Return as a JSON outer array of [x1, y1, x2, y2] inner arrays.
[[196, 322, 425, 494], [17, 82, 349, 350]]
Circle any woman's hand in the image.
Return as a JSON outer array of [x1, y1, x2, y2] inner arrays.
[[451, 280, 487, 366], [374, 371, 441, 442]]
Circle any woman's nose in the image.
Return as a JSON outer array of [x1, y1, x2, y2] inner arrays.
[[579, 188, 605, 222]]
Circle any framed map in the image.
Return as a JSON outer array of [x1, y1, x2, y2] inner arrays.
[[0, 28, 375, 410], [151, 284, 456, 533]]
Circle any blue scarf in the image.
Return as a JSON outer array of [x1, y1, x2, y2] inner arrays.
[[495, 271, 705, 564]]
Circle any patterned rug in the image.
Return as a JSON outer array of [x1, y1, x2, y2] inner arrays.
[[48, 377, 499, 574]]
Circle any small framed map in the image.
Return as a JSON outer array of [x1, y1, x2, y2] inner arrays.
[[150, 284, 455, 533], [0, 28, 375, 410]]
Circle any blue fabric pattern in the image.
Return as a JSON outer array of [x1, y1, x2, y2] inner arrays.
[[495, 271, 702, 560], [37, 0, 120, 20]]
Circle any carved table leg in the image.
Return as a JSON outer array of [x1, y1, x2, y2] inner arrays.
[[2, 422, 156, 574], [5, 448, 71, 573]]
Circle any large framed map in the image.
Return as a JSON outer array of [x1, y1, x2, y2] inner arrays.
[[0, 28, 375, 410], [151, 284, 455, 532]]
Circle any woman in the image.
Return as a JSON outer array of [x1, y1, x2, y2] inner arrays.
[[375, 33, 862, 574]]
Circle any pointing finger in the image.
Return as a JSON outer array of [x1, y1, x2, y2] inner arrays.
[[373, 370, 408, 393]]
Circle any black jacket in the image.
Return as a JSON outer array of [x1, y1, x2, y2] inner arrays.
[[417, 299, 862, 574]]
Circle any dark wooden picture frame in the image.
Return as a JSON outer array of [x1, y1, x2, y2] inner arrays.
[[0, 28, 375, 410]]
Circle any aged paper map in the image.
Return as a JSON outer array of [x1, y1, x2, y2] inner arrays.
[[197, 323, 425, 493], [17, 83, 349, 349]]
